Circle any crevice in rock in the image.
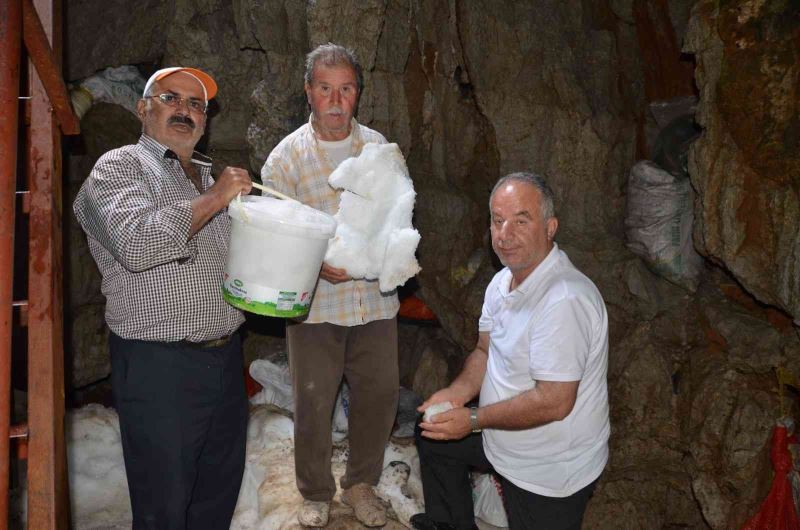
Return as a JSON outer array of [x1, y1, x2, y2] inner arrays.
[[449, 0, 500, 203], [633, 0, 697, 160], [633, 0, 696, 102], [241, 30, 266, 54], [452, 65, 473, 99]]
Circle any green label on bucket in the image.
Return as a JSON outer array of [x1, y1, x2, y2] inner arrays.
[[221, 278, 312, 318]]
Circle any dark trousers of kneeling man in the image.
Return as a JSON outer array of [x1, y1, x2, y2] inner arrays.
[[415, 428, 598, 530]]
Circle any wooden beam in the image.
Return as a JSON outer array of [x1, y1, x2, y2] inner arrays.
[[0, 0, 22, 526], [22, 0, 79, 136], [26, 0, 69, 526]]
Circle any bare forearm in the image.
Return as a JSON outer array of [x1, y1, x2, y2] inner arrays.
[[476, 380, 579, 431], [189, 166, 252, 237], [418, 332, 490, 414], [443, 331, 491, 406], [448, 347, 488, 404], [417, 333, 490, 441]]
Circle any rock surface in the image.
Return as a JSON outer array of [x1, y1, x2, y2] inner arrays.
[[67, 304, 110, 389], [62, 1, 800, 528], [65, 0, 171, 81], [685, 0, 800, 323], [64, 103, 141, 388]]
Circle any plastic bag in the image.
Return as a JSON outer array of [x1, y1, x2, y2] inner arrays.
[[652, 114, 701, 179], [249, 360, 293, 411], [331, 384, 350, 443], [624, 160, 703, 291], [248, 359, 350, 442], [472, 473, 508, 527], [70, 65, 146, 119], [391, 387, 423, 440]]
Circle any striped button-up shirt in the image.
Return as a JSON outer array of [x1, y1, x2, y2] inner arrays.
[[73, 134, 244, 342], [261, 116, 399, 326]]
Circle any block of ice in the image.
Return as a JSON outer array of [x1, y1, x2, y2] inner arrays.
[[423, 401, 454, 422], [325, 143, 421, 292]]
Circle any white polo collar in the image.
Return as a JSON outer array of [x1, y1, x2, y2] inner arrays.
[[499, 243, 560, 296]]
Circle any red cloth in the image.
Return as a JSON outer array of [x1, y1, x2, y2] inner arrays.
[[244, 366, 262, 398], [398, 295, 437, 321], [741, 425, 799, 530]]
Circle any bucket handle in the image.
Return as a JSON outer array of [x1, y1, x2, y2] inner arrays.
[[234, 192, 250, 223], [251, 181, 299, 203], [232, 183, 301, 223]]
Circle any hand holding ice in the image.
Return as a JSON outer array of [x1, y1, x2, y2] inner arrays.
[[325, 143, 421, 292], [423, 401, 454, 422]]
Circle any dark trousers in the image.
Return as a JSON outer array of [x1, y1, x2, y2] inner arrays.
[[415, 428, 598, 530], [110, 332, 248, 530], [287, 318, 399, 501]]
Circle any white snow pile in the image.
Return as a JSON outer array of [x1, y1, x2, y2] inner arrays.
[[38, 403, 424, 529], [325, 142, 421, 292], [66, 404, 132, 529], [233, 405, 424, 529]]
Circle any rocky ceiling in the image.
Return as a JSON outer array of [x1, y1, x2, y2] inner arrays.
[[62, 0, 799, 528]]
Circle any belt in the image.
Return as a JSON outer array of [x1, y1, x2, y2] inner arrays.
[[182, 332, 236, 349]]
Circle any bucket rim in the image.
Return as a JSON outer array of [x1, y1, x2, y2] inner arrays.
[[228, 195, 337, 238]]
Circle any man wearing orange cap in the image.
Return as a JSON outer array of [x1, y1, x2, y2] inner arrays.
[[74, 66, 253, 529]]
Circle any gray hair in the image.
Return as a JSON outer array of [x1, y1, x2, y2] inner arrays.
[[304, 43, 363, 94], [490, 172, 556, 221]]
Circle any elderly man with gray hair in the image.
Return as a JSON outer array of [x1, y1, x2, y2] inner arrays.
[[74, 66, 252, 529], [412, 173, 610, 530], [261, 43, 400, 527]]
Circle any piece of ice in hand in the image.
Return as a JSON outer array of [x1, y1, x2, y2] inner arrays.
[[423, 401, 454, 422]]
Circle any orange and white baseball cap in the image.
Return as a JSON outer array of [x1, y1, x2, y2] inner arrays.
[[143, 67, 218, 100]]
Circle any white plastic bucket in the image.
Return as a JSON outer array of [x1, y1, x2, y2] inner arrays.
[[223, 195, 337, 318]]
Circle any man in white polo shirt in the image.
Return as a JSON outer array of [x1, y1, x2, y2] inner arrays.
[[412, 172, 609, 530]]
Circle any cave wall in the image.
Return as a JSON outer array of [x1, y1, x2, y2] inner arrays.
[[68, 0, 647, 352], [62, 1, 800, 528], [685, 0, 800, 324]]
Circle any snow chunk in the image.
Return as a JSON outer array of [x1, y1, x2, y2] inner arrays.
[[67, 404, 131, 528], [26, 404, 430, 529], [325, 143, 421, 292]]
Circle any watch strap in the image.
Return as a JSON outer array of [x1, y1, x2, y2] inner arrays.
[[469, 407, 482, 433]]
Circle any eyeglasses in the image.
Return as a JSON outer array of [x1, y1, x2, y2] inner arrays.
[[146, 93, 207, 113]]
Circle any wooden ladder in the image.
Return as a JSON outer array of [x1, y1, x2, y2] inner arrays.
[[0, 0, 79, 527]]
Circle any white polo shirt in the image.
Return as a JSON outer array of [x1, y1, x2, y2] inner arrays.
[[479, 243, 609, 497]]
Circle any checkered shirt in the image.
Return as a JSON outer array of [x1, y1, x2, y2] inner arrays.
[[261, 116, 400, 326], [73, 134, 244, 342]]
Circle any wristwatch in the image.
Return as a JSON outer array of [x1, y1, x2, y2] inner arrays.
[[469, 407, 482, 433]]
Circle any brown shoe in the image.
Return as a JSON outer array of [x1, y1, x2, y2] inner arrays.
[[298, 499, 330, 527], [342, 483, 387, 527]]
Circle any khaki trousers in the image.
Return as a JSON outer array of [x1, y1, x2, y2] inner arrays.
[[287, 317, 399, 501]]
